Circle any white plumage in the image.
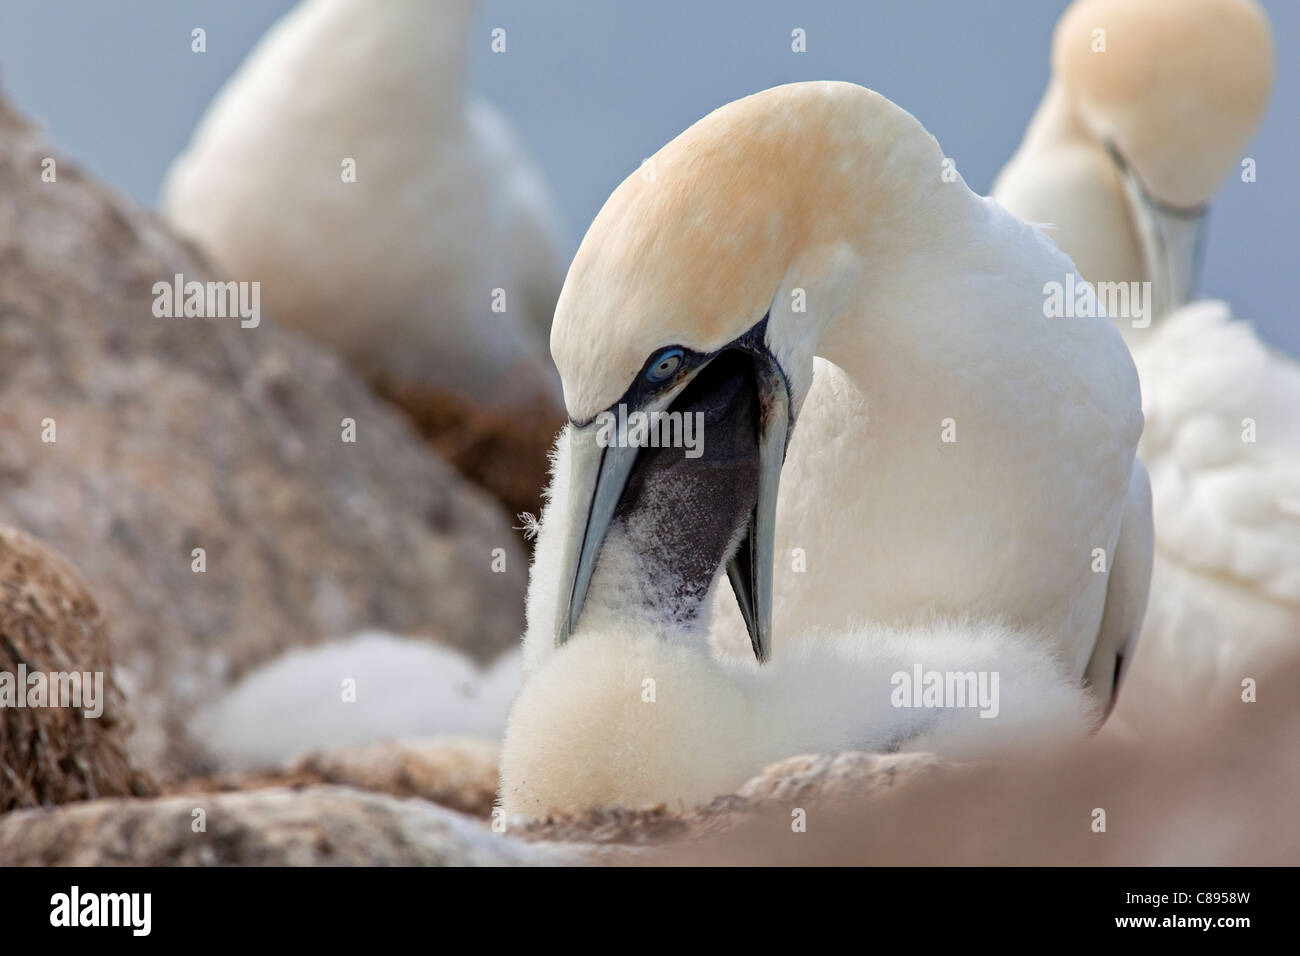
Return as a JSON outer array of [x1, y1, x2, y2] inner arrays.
[[1121, 303, 1300, 720], [193, 632, 521, 771], [160, 0, 565, 409], [991, 0, 1297, 725], [500, 82, 1149, 814], [501, 430, 1098, 814]]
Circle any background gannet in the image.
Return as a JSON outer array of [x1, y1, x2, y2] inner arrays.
[[991, 0, 1298, 727], [160, 0, 567, 516], [500, 81, 1149, 813], [992, 0, 1274, 333]]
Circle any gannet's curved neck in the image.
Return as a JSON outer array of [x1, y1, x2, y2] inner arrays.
[[1006, 82, 1088, 159], [819, 194, 1060, 387], [991, 86, 1152, 341], [799, 118, 1086, 422]]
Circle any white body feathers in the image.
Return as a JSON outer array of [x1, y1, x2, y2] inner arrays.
[[991, 0, 1296, 724], [160, 0, 565, 405], [503, 83, 1148, 814]]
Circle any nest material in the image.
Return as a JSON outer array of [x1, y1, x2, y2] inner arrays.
[[0, 526, 153, 811], [375, 378, 562, 523]]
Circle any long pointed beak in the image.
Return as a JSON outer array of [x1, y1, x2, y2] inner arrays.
[[1108, 142, 1207, 322], [553, 423, 638, 647], [725, 359, 789, 662], [553, 344, 792, 661]]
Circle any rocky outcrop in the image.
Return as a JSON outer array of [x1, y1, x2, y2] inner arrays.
[[0, 785, 584, 866], [0, 93, 528, 778], [730, 751, 947, 805], [0, 740, 940, 864], [0, 526, 153, 811]]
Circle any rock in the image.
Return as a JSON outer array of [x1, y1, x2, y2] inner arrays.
[[0, 785, 586, 866], [168, 736, 501, 818], [510, 750, 941, 846], [0, 526, 154, 811], [286, 737, 500, 817], [732, 751, 946, 806], [0, 92, 527, 779]]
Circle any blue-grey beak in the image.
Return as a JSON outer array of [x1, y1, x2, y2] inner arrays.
[[553, 321, 791, 662], [1106, 141, 1208, 322]]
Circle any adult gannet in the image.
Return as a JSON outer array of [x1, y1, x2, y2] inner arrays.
[[991, 0, 1298, 725], [499, 81, 1151, 814], [992, 0, 1274, 333], [160, 0, 566, 514]]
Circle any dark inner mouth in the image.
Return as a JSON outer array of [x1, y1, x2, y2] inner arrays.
[[610, 351, 762, 617]]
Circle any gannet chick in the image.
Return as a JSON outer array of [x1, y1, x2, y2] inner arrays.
[[499, 81, 1149, 813], [193, 632, 521, 771], [991, 0, 1297, 725], [500, 431, 1097, 814], [160, 0, 566, 515]]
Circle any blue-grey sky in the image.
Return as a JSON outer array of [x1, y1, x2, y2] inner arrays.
[[1, 0, 1294, 351]]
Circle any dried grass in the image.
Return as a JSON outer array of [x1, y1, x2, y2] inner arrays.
[[0, 526, 153, 811]]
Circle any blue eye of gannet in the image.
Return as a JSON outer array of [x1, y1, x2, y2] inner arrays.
[[645, 348, 684, 384]]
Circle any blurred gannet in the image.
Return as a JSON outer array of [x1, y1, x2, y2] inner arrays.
[[992, 0, 1273, 332], [499, 82, 1150, 814], [160, 0, 566, 513], [991, 0, 1298, 724]]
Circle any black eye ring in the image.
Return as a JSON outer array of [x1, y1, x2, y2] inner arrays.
[[645, 348, 684, 384]]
